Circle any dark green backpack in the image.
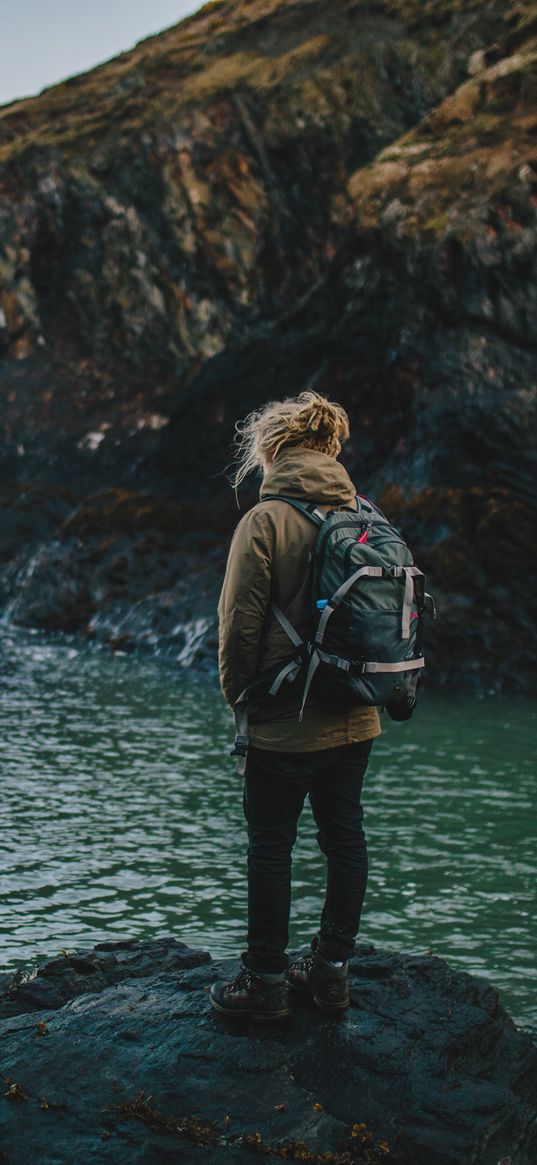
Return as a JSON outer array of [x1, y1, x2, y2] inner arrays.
[[232, 494, 435, 773]]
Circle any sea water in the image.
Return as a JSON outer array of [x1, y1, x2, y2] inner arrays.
[[0, 626, 535, 1030]]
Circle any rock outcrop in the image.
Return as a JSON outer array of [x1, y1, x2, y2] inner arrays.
[[0, 937, 536, 1165], [1, 0, 536, 684]]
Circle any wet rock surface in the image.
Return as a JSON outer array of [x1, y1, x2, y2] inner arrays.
[[0, 937, 536, 1165], [2, 486, 227, 661], [1, 0, 537, 685]]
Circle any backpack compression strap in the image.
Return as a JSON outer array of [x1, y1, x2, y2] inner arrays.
[[300, 563, 426, 720], [314, 565, 426, 644]]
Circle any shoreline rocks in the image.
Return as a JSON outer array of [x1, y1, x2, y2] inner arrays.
[[1, 937, 536, 1165]]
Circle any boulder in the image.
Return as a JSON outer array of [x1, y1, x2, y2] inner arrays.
[[1, 937, 535, 1164]]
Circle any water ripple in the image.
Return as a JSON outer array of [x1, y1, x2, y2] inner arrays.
[[0, 626, 535, 1029]]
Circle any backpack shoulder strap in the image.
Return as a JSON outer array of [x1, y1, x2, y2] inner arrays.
[[261, 494, 327, 527]]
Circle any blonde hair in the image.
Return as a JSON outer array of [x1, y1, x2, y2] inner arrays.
[[231, 390, 350, 489]]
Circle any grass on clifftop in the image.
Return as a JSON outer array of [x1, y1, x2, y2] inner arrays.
[[0, 0, 524, 164], [348, 35, 537, 235]]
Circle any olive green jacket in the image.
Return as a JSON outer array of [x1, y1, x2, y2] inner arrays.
[[218, 446, 381, 751]]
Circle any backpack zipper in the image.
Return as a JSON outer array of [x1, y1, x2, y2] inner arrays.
[[316, 519, 358, 577], [316, 519, 370, 578]]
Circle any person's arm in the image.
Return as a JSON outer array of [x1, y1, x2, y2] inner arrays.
[[218, 507, 274, 708]]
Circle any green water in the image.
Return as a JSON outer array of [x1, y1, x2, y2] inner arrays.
[[0, 627, 535, 1029]]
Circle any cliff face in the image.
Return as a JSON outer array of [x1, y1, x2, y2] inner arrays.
[[0, 0, 536, 686]]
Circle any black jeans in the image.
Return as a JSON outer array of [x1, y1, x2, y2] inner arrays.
[[243, 739, 373, 974]]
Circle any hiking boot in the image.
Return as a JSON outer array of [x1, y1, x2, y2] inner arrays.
[[286, 950, 349, 1014], [210, 960, 290, 1022]]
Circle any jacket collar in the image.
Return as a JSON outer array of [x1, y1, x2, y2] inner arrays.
[[259, 446, 356, 508]]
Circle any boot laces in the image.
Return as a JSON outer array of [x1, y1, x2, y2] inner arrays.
[[294, 952, 315, 975], [232, 964, 254, 992]]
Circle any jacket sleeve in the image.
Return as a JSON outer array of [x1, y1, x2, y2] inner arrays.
[[218, 507, 275, 707]]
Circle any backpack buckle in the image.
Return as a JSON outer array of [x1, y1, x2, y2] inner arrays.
[[231, 736, 248, 758]]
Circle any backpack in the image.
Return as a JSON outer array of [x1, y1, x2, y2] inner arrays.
[[232, 493, 436, 773]]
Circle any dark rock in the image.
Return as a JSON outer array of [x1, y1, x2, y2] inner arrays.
[[5, 487, 227, 658], [1, 0, 537, 688], [0, 937, 211, 1020], [0, 938, 535, 1165]]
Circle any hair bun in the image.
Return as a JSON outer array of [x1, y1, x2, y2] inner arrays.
[[293, 391, 349, 444], [231, 389, 350, 489]]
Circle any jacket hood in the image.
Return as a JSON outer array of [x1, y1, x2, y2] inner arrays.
[[259, 447, 356, 507]]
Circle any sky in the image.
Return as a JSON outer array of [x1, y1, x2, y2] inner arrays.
[[0, 0, 203, 107]]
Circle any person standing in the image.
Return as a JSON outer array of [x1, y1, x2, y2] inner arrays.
[[210, 391, 381, 1021]]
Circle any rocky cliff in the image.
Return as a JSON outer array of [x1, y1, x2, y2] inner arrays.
[[1, 937, 536, 1165], [1, 0, 536, 686]]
